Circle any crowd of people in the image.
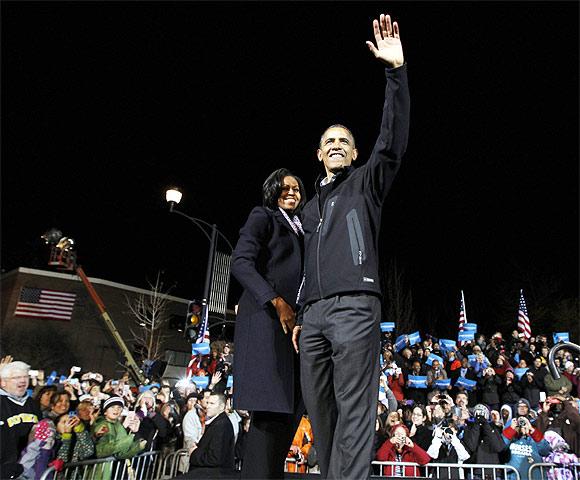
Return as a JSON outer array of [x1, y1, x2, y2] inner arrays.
[[373, 329, 580, 479], [0, 329, 578, 479]]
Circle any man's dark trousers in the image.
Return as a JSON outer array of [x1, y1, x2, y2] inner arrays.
[[299, 294, 381, 479]]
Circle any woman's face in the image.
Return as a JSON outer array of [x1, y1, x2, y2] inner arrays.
[[411, 407, 425, 426], [187, 397, 197, 411], [387, 412, 401, 426], [89, 385, 101, 396], [277, 176, 301, 212], [40, 390, 54, 408], [52, 394, 70, 415]]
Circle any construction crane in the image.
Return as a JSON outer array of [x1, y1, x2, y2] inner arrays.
[[41, 229, 147, 385]]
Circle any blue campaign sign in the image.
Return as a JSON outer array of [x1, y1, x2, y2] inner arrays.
[[439, 339, 456, 352], [380, 322, 395, 332], [46, 371, 58, 386], [395, 335, 407, 352], [408, 375, 428, 389], [192, 376, 209, 388], [408, 331, 422, 345], [462, 323, 477, 332], [425, 353, 444, 366], [553, 332, 570, 343], [458, 331, 475, 342], [434, 379, 451, 389], [514, 368, 529, 379], [455, 376, 476, 391], [192, 342, 211, 355], [59, 375, 68, 384]]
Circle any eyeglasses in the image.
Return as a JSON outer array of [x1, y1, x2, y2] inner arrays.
[[6, 375, 28, 381]]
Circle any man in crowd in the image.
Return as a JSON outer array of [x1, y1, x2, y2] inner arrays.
[[0, 361, 41, 479], [292, 11, 410, 480], [186, 392, 235, 479]]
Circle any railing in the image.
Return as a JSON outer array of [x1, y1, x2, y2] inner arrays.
[[371, 461, 521, 479], [528, 462, 580, 480], [159, 448, 190, 479], [39, 450, 165, 480]]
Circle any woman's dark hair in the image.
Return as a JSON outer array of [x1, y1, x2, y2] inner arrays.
[[262, 168, 306, 214], [33, 385, 57, 401], [50, 390, 71, 408]]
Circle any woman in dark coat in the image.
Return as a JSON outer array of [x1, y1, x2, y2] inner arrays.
[[231, 168, 306, 479]]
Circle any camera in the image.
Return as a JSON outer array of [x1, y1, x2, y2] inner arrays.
[[444, 427, 454, 436], [517, 417, 527, 428]]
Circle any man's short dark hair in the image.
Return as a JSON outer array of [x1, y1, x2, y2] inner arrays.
[[209, 392, 226, 407], [262, 168, 306, 213], [319, 124, 356, 148]]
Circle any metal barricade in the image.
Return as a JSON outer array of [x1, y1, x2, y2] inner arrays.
[[528, 462, 580, 480], [371, 461, 521, 480], [39, 450, 165, 480], [159, 448, 190, 479]]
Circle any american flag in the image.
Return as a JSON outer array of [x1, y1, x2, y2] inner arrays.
[[458, 290, 467, 332], [14, 287, 76, 321], [517, 289, 531, 339], [458, 290, 467, 345]]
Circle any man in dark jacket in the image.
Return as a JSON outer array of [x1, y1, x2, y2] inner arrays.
[[0, 361, 41, 480], [292, 11, 410, 480], [186, 393, 235, 479], [462, 404, 506, 476]]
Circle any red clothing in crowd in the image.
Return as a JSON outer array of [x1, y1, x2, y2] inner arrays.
[[375, 440, 431, 477], [388, 373, 405, 402]]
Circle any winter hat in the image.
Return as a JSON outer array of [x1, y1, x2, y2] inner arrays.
[[517, 398, 531, 409], [473, 404, 490, 421], [102, 396, 124, 412]]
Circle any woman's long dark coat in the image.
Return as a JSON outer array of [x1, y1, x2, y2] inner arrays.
[[231, 206, 303, 414]]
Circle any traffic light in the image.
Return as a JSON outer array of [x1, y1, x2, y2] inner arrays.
[[184, 299, 203, 342]]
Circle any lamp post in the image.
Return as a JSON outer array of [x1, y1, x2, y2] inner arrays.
[[165, 188, 233, 343]]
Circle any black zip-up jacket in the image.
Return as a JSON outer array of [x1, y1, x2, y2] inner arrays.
[[298, 64, 410, 311]]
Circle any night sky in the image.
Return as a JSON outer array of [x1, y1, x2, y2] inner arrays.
[[2, 2, 578, 338]]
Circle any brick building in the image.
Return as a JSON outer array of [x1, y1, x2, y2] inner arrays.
[[0, 267, 234, 379]]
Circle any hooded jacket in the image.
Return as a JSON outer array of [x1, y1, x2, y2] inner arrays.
[[502, 426, 551, 480], [298, 65, 410, 310]]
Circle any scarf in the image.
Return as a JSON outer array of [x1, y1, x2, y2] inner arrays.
[[279, 207, 304, 236]]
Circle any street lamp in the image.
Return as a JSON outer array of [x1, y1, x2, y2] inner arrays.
[[165, 187, 233, 345]]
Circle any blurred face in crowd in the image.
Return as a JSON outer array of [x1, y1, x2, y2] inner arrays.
[[432, 360, 441, 371], [517, 402, 529, 417], [104, 405, 123, 422], [411, 407, 425, 426], [0, 368, 29, 397], [52, 393, 71, 416], [205, 395, 225, 419], [392, 425, 408, 452], [541, 347, 549, 357], [461, 357, 469, 368], [386, 411, 401, 427], [186, 397, 197, 411], [402, 349, 412, 359], [39, 389, 55, 409], [223, 344, 230, 355], [455, 393, 468, 408], [412, 361, 421, 373], [200, 391, 212, 410], [518, 360, 528, 368], [77, 401, 94, 422], [534, 358, 542, 369], [140, 395, 155, 411], [89, 385, 101, 397]]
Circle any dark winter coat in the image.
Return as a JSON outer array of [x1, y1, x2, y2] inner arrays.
[[231, 206, 303, 413], [462, 419, 506, 465], [188, 412, 235, 478]]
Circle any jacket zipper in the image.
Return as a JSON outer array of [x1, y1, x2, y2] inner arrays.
[[315, 201, 325, 299]]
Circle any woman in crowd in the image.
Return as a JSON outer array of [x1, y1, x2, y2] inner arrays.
[[231, 168, 306, 479], [375, 424, 430, 477], [409, 405, 432, 451], [32, 385, 57, 418]]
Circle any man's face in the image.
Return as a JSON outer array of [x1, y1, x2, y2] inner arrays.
[[412, 362, 421, 372], [432, 361, 440, 370], [517, 403, 529, 417], [534, 358, 542, 368], [277, 176, 302, 212], [456, 394, 468, 407], [317, 127, 358, 175], [0, 370, 29, 397], [205, 395, 224, 419]]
